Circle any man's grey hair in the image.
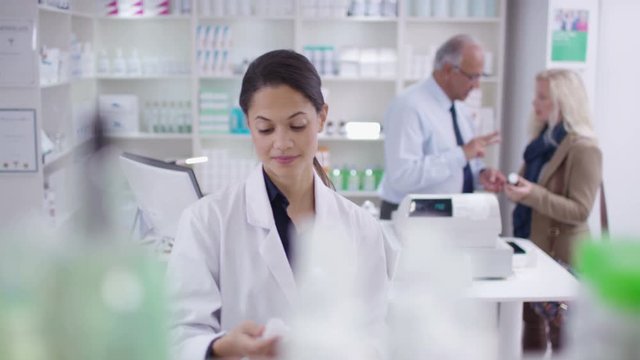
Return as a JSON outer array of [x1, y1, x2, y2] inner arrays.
[[433, 34, 481, 70]]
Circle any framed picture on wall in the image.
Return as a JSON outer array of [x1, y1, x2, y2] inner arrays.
[[546, 0, 599, 69], [0, 109, 38, 173]]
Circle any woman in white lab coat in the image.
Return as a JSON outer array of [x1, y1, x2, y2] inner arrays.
[[166, 50, 389, 359]]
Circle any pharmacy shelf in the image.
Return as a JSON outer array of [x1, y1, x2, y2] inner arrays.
[[199, 133, 250, 140], [199, 74, 243, 80], [95, 15, 191, 21], [404, 76, 500, 84], [322, 76, 396, 83], [319, 135, 385, 142], [405, 17, 501, 24], [43, 139, 93, 173], [199, 16, 295, 21], [301, 16, 397, 23], [43, 147, 73, 170], [38, 4, 94, 18], [199, 75, 396, 83], [96, 75, 192, 80], [107, 133, 193, 140], [38, 4, 72, 15], [198, 133, 384, 142], [40, 77, 96, 89], [40, 80, 71, 89], [338, 190, 379, 197]]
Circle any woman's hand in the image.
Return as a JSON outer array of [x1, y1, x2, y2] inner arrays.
[[212, 321, 279, 358], [504, 176, 533, 202]]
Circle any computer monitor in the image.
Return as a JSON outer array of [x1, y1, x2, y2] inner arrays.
[[119, 152, 203, 239]]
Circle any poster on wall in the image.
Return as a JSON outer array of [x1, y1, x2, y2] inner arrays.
[[0, 109, 38, 173], [0, 19, 36, 87], [551, 9, 589, 62], [547, 0, 598, 69]]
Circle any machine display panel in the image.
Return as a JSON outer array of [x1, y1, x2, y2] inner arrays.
[[409, 199, 453, 217]]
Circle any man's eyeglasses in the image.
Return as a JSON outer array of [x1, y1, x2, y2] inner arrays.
[[453, 65, 486, 82]]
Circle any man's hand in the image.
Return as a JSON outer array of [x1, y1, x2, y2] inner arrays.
[[463, 131, 501, 160], [479, 168, 506, 193], [212, 321, 279, 358]]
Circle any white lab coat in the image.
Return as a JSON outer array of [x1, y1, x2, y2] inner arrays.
[[166, 164, 389, 360]]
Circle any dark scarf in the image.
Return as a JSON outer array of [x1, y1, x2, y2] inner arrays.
[[512, 122, 568, 239]]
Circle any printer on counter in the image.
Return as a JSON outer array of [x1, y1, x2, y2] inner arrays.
[[383, 193, 514, 279]]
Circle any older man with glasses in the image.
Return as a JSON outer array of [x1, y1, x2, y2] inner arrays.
[[378, 34, 505, 220]]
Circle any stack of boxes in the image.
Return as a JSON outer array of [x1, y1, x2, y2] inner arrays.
[[195, 25, 233, 76], [199, 90, 230, 134]]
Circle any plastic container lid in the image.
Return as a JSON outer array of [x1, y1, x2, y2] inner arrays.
[[576, 239, 640, 312]]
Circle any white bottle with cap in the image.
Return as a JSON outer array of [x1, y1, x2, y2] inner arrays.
[[112, 48, 127, 76], [432, 0, 449, 17]]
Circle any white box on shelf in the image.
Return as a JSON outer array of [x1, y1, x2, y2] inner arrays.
[[359, 48, 380, 78], [379, 48, 397, 78], [99, 95, 140, 133], [339, 47, 361, 77], [39, 47, 60, 85]]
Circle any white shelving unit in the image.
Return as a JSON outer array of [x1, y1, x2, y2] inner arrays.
[[15, 0, 507, 221], [30, 0, 99, 229]]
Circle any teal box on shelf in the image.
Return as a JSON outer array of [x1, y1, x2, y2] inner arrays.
[[229, 107, 249, 134]]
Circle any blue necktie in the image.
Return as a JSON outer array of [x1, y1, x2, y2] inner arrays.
[[450, 104, 474, 193]]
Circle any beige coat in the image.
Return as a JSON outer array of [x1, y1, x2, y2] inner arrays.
[[518, 133, 602, 265]]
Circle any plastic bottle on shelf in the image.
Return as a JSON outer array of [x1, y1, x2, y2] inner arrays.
[[169, 101, 179, 133], [181, 0, 192, 14], [338, 120, 347, 137], [340, 164, 351, 191], [381, 0, 398, 17], [151, 101, 161, 133], [174, 101, 184, 133], [362, 167, 376, 191], [485, 0, 496, 17], [348, 0, 366, 17], [324, 120, 335, 136], [184, 101, 193, 133], [470, 0, 485, 17], [97, 50, 110, 75], [330, 168, 342, 190], [347, 166, 360, 191], [158, 101, 168, 133], [451, 0, 467, 17], [112, 48, 127, 76], [127, 49, 142, 76], [366, 0, 382, 17], [432, 0, 449, 17], [81, 43, 95, 78], [374, 166, 384, 189], [143, 101, 153, 133]]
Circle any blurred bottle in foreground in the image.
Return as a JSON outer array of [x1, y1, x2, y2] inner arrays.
[[0, 122, 169, 360], [565, 239, 640, 360]]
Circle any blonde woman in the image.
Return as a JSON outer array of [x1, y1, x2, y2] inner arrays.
[[505, 69, 602, 352]]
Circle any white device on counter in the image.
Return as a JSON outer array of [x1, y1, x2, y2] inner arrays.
[[389, 193, 513, 279]]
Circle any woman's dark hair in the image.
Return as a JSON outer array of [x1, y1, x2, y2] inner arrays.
[[239, 49, 334, 190]]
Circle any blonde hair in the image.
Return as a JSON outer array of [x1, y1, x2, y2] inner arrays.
[[530, 69, 596, 140]]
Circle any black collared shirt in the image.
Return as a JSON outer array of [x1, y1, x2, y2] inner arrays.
[[263, 169, 294, 265]]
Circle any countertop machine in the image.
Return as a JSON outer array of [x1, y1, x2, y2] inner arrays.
[[382, 193, 513, 279]]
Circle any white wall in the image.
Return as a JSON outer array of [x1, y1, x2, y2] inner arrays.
[[595, 0, 640, 237]]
